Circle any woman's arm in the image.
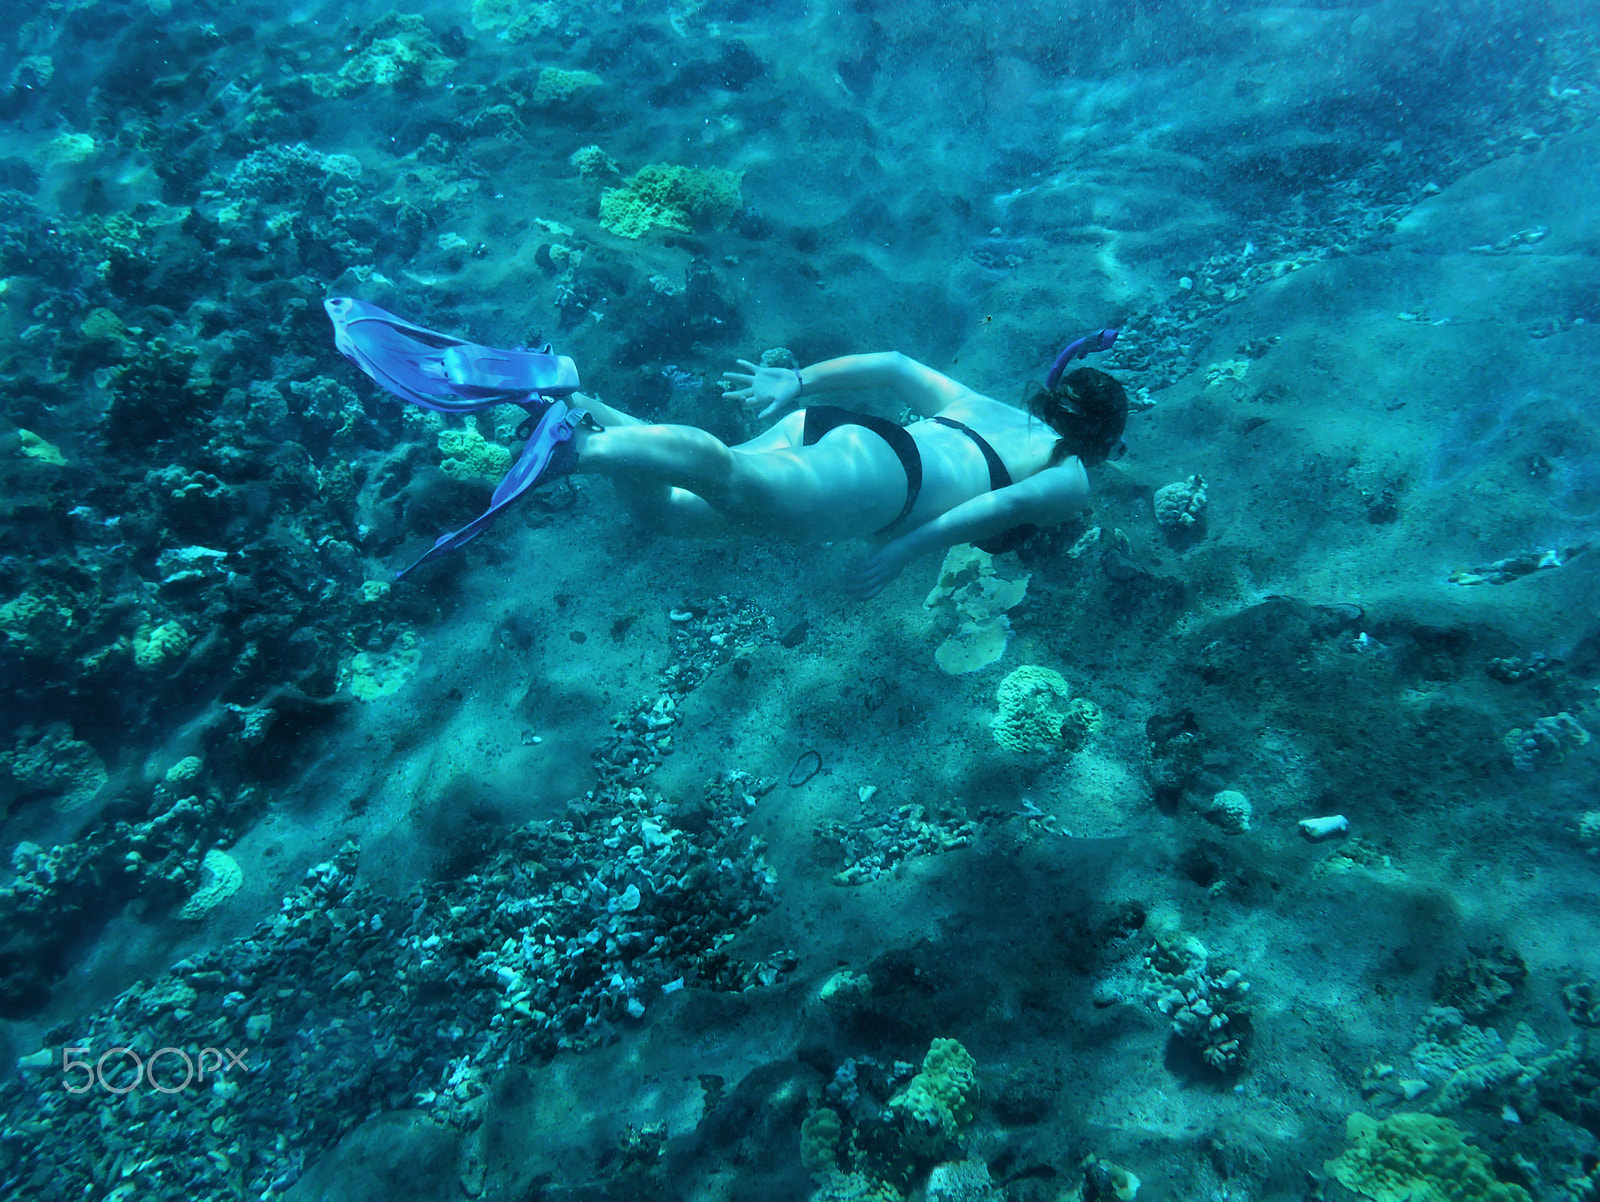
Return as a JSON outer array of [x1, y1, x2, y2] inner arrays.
[[722, 352, 976, 419], [844, 460, 1091, 598]]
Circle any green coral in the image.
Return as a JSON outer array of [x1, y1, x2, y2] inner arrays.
[[311, 11, 456, 96], [1326, 1113, 1531, 1202], [569, 144, 619, 179], [992, 665, 1101, 753], [0, 724, 107, 815], [133, 620, 191, 670], [0, 591, 76, 656], [530, 67, 602, 106], [599, 163, 743, 239], [800, 1107, 844, 1177], [438, 421, 512, 483], [890, 1037, 979, 1158]]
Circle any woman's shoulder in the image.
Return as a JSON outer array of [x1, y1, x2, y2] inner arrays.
[[935, 393, 1019, 423]]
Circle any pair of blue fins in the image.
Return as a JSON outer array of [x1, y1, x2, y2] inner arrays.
[[325, 297, 1117, 577], [324, 298, 594, 577]]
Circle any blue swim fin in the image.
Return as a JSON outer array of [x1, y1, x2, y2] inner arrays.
[[324, 297, 579, 413], [324, 298, 594, 575]]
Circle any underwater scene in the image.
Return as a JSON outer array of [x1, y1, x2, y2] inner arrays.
[[2, 0, 1599, 1199]]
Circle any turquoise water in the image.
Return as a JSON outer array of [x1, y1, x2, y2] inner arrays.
[[1, 1, 1598, 1199]]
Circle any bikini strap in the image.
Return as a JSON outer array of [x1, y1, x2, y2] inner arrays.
[[933, 416, 1012, 490]]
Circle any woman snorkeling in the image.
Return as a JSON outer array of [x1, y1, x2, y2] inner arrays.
[[325, 299, 1127, 596]]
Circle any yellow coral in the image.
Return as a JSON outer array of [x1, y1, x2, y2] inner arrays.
[[133, 620, 190, 670], [18, 428, 66, 465], [438, 421, 512, 484], [0, 591, 75, 655], [889, 1037, 978, 1158], [1326, 1113, 1531, 1202], [348, 632, 420, 700], [164, 755, 203, 784]]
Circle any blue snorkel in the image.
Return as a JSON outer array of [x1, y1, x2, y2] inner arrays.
[[1044, 328, 1119, 389]]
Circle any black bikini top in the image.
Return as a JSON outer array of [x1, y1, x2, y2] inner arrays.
[[933, 416, 1013, 490], [933, 416, 1039, 555]]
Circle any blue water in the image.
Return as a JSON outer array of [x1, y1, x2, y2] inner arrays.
[[1, 2, 1598, 1199]]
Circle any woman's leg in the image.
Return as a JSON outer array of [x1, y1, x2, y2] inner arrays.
[[568, 406, 809, 532], [564, 394, 714, 529], [574, 417, 813, 528]]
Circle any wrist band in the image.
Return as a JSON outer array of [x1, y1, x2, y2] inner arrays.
[[793, 368, 805, 396]]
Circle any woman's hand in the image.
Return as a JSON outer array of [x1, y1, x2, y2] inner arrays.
[[721, 359, 802, 419], [843, 541, 914, 600]]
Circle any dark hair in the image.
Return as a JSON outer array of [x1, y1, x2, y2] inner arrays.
[[1025, 367, 1129, 466]]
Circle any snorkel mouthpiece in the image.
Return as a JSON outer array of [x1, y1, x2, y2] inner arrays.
[[1044, 327, 1119, 389]]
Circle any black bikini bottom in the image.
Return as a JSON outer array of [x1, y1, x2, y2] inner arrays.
[[801, 405, 921, 535], [800, 405, 1037, 550]]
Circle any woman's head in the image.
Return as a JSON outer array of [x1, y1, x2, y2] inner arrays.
[[1026, 367, 1129, 465]]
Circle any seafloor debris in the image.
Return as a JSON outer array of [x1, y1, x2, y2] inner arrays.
[[815, 803, 976, 887], [1449, 541, 1590, 586]]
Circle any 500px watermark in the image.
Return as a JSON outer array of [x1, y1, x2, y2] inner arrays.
[[54, 1046, 250, 1094]]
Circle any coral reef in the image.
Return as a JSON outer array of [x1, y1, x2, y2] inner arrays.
[[1503, 712, 1590, 771], [0, 724, 106, 815], [1153, 474, 1207, 535], [991, 665, 1101, 754], [803, 1038, 981, 1199], [599, 163, 744, 239], [1195, 788, 1253, 834], [437, 420, 512, 484], [1326, 1112, 1531, 1202], [890, 1038, 980, 1158], [924, 546, 1029, 675], [1434, 945, 1528, 1021], [1143, 930, 1253, 1076], [308, 11, 457, 96]]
